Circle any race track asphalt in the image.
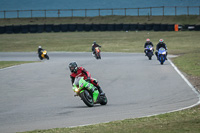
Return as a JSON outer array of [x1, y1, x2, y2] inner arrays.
[[0, 52, 199, 133]]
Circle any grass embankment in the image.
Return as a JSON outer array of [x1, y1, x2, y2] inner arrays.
[[0, 15, 200, 26], [0, 30, 199, 132], [0, 61, 36, 69]]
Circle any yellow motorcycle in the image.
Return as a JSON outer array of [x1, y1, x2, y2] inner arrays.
[[39, 50, 49, 60]]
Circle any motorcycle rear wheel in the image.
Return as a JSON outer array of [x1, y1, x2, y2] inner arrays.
[[80, 90, 94, 107]]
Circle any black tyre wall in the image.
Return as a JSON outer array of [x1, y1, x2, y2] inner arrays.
[[29, 25, 38, 33], [5, 26, 14, 34], [0, 26, 5, 34], [85, 24, 92, 31], [68, 24, 77, 31], [21, 25, 29, 33]]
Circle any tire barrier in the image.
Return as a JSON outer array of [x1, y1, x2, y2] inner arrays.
[[77, 24, 84, 31], [85, 24, 92, 31], [138, 24, 145, 31], [68, 24, 77, 32], [29, 25, 38, 33], [92, 24, 99, 31], [153, 24, 161, 31], [45, 24, 53, 32], [129, 24, 138, 31], [100, 24, 107, 31], [122, 24, 130, 31], [0, 26, 5, 34], [53, 25, 61, 32], [5, 26, 14, 34], [167, 24, 174, 31], [37, 25, 45, 33], [145, 24, 153, 31], [115, 24, 123, 31], [107, 24, 115, 31], [1, 23, 198, 34], [60, 24, 68, 32]]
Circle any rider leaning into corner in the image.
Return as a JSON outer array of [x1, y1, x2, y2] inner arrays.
[[38, 46, 43, 59], [144, 38, 154, 56], [155, 39, 168, 60], [69, 62, 105, 96], [92, 41, 101, 56]]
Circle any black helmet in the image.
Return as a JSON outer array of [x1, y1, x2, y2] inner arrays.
[[93, 41, 96, 44], [69, 62, 78, 73]]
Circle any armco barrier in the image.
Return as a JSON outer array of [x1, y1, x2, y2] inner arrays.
[[29, 25, 38, 33], [0, 26, 5, 34], [85, 24, 92, 31]]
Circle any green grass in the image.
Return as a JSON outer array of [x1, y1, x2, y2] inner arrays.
[[0, 15, 200, 26], [19, 105, 200, 133], [0, 61, 36, 69]]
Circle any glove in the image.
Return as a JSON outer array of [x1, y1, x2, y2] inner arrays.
[[85, 77, 91, 83]]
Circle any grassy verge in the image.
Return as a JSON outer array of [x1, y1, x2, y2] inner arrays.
[[20, 105, 200, 133], [0, 15, 200, 26], [0, 61, 37, 69]]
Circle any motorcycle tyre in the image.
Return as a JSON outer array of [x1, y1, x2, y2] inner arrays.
[[100, 95, 108, 105], [80, 90, 94, 107], [45, 55, 49, 60]]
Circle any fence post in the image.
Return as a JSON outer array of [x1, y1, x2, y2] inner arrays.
[[17, 10, 19, 18], [44, 10, 46, 18], [175, 6, 177, 16], [112, 9, 113, 15], [4, 10, 6, 19], [150, 7, 152, 16], [187, 6, 189, 16], [85, 9, 87, 17], [31, 10, 32, 18], [71, 9, 73, 17], [58, 9, 60, 17], [125, 8, 126, 16], [163, 6, 164, 16], [138, 8, 139, 16], [99, 9, 100, 16]]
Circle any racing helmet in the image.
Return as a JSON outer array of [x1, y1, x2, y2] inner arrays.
[[159, 39, 164, 43], [146, 38, 150, 42], [69, 62, 78, 73], [93, 41, 96, 44], [38, 46, 42, 48]]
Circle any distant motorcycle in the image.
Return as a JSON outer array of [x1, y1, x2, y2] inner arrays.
[[73, 77, 107, 107], [94, 47, 101, 59], [145, 45, 154, 60], [158, 47, 166, 65], [39, 50, 49, 60]]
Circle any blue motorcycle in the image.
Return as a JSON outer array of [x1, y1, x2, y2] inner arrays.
[[145, 45, 154, 60], [158, 47, 167, 65]]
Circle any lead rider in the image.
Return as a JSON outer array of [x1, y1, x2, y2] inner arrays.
[[69, 62, 105, 96]]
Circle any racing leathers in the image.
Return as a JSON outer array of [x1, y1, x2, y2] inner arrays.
[[155, 42, 168, 59], [144, 42, 154, 55]]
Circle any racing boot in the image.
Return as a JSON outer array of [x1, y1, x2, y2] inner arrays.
[[96, 86, 105, 96]]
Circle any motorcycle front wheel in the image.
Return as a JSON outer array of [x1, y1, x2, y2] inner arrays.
[[100, 95, 108, 105], [80, 90, 94, 107]]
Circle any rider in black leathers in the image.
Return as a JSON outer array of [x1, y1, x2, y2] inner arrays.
[[144, 38, 154, 56], [155, 39, 168, 60], [92, 41, 101, 56], [38, 46, 43, 59]]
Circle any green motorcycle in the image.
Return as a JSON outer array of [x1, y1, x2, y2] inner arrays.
[[73, 77, 107, 107]]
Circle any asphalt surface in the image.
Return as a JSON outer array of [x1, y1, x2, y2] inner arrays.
[[0, 52, 199, 133]]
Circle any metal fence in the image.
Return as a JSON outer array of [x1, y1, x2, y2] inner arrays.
[[0, 6, 200, 19]]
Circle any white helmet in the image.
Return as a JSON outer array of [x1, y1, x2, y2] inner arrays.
[[38, 46, 42, 48]]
